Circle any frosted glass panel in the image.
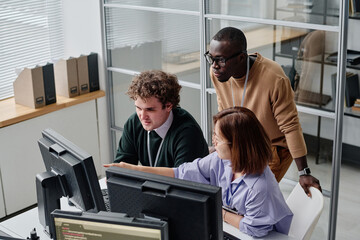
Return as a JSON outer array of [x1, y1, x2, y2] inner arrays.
[[180, 86, 201, 126], [105, 7, 200, 80], [105, 0, 199, 11], [208, 0, 340, 26], [112, 72, 134, 128]]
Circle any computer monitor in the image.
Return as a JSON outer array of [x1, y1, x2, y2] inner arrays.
[[105, 167, 223, 240], [36, 128, 106, 238], [51, 209, 168, 240]]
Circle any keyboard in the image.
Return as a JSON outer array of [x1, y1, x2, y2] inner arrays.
[[101, 189, 110, 211], [223, 231, 240, 240]]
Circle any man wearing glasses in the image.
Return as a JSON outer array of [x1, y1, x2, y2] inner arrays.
[[205, 27, 321, 195]]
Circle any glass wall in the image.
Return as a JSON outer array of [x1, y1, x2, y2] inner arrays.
[[207, 0, 340, 26], [102, 1, 355, 239]]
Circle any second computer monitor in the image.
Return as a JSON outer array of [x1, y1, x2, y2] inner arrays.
[[51, 210, 169, 240], [106, 167, 223, 240]]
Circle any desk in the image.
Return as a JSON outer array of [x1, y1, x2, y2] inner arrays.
[[0, 179, 294, 240], [223, 222, 294, 240]]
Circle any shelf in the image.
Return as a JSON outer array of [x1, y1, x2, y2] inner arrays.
[[344, 106, 360, 119], [296, 99, 360, 119], [349, 13, 360, 19], [295, 100, 335, 114], [0, 90, 105, 128], [275, 52, 360, 70]]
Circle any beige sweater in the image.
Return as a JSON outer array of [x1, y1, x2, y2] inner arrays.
[[211, 53, 307, 158]]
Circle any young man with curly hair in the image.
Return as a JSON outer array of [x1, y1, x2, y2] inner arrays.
[[114, 70, 209, 167]]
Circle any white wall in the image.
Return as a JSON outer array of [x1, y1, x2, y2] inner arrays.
[[62, 0, 111, 177]]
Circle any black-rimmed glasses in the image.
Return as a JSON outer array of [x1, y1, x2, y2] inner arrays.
[[204, 50, 246, 67]]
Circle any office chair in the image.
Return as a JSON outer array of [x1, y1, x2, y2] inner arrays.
[[286, 183, 324, 240]]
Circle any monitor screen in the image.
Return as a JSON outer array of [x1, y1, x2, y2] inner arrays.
[[36, 128, 106, 238], [106, 167, 223, 240], [51, 210, 168, 240]]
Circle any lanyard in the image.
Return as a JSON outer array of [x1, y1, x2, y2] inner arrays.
[[225, 180, 243, 207], [147, 131, 165, 167], [231, 55, 250, 107]]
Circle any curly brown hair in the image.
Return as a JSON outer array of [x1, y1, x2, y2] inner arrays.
[[127, 70, 182, 108]]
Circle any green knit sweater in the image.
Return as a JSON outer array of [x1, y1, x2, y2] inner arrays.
[[114, 107, 209, 167]]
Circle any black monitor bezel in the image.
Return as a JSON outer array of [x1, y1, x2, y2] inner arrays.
[[38, 128, 105, 212], [105, 166, 223, 240], [51, 209, 169, 240]]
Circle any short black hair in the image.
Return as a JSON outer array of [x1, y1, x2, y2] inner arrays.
[[212, 27, 247, 51]]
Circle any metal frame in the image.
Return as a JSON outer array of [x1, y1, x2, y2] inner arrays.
[[330, 0, 348, 239]]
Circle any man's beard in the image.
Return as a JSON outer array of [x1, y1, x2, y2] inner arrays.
[[218, 77, 229, 83]]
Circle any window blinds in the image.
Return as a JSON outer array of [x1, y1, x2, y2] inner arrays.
[[0, 0, 64, 100]]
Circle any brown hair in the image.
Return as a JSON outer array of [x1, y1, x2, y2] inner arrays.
[[127, 70, 181, 108], [213, 107, 271, 174]]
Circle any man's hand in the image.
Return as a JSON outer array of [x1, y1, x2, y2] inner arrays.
[[294, 156, 322, 197], [103, 163, 119, 168], [299, 175, 322, 197], [104, 162, 174, 177]]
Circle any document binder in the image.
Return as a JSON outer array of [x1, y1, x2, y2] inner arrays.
[[345, 73, 360, 107], [77, 53, 99, 95], [42, 63, 57, 105], [77, 55, 90, 95], [13, 64, 57, 109], [54, 58, 79, 98], [87, 53, 100, 92]]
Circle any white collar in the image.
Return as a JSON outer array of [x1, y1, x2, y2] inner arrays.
[[153, 110, 173, 139]]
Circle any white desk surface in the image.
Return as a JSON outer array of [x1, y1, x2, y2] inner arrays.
[[0, 178, 294, 240]]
